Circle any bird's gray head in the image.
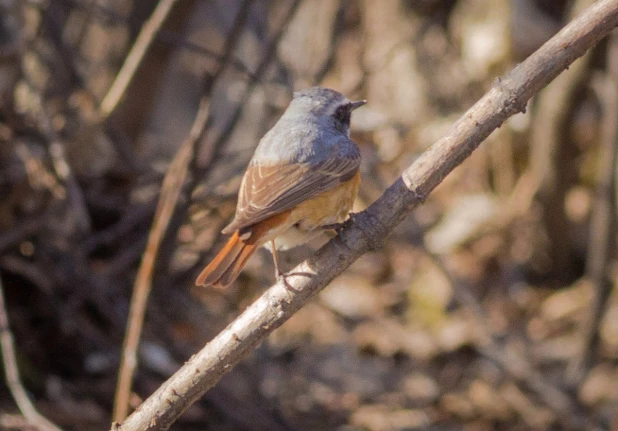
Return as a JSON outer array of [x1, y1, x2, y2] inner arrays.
[[287, 87, 366, 136]]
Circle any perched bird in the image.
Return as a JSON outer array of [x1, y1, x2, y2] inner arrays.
[[196, 87, 365, 288]]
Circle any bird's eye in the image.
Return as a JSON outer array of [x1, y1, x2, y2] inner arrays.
[[334, 105, 350, 124]]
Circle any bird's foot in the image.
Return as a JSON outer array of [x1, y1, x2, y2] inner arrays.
[[276, 270, 294, 290], [321, 222, 344, 232], [321, 212, 358, 234]]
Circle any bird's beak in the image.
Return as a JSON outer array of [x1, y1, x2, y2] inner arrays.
[[350, 100, 367, 110]]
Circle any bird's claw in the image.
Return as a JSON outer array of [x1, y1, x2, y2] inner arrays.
[[276, 270, 293, 290], [321, 212, 358, 234]]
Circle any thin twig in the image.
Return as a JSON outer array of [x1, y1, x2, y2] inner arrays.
[[111, 103, 208, 423], [183, 0, 301, 288], [34, 104, 92, 234], [53, 0, 265, 80], [0, 217, 42, 253], [178, 0, 302, 274], [499, 0, 597, 228], [111, 1, 256, 423], [0, 257, 54, 294], [520, 0, 596, 282], [194, 0, 303, 171], [98, 0, 179, 119], [156, 30, 259, 81], [0, 273, 63, 431], [113, 1, 618, 430], [567, 31, 618, 384]]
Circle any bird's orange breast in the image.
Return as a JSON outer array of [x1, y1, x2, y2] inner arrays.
[[290, 170, 361, 230]]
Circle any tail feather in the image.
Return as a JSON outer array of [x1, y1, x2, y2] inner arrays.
[[217, 242, 259, 287], [196, 231, 258, 288], [196, 211, 292, 288]]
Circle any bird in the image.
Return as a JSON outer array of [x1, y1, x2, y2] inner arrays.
[[196, 87, 366, 288]]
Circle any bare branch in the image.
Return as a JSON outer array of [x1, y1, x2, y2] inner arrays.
[[194, 0, 304, 171], [0, 273, 62, 431], [527, 0, 597, 283], [111, 1, 256, 423], [98, 0, 179, 119], [114, 1, 618, 430], [111, 102, 209, 424], [567, 30, 618, 384]]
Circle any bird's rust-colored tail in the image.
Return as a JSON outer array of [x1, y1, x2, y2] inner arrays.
[[195, 231, 259, 289]]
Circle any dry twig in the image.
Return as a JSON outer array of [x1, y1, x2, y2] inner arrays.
[[182, 0, 302, 281], [193, 0, 304, 171], [98, 0, 180, 119], [112, 1, 618, 430], [0, 273, 62, 431], [36, 113, 92, 234], [522, 0, 596, 282], [111, 102, 209, 423], [567, 31, 618, 384], [112, 1, 256, 422], [503, 0, 596, 229]]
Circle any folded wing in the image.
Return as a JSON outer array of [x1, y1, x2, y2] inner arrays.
[[222, 152, 360, 234]]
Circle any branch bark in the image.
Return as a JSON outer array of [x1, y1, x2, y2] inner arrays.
[[113, 1, 618, 429]]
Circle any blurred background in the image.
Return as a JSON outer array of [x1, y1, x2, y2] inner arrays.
[[0, 0, 617, 429]]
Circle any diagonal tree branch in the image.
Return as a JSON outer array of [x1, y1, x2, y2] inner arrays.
[[113, 1, 618, 430], [99, 0, 180, 119], [111, 0, 256, 423]]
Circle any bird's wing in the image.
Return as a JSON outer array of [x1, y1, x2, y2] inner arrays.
[[222, 152, 360, 233]]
